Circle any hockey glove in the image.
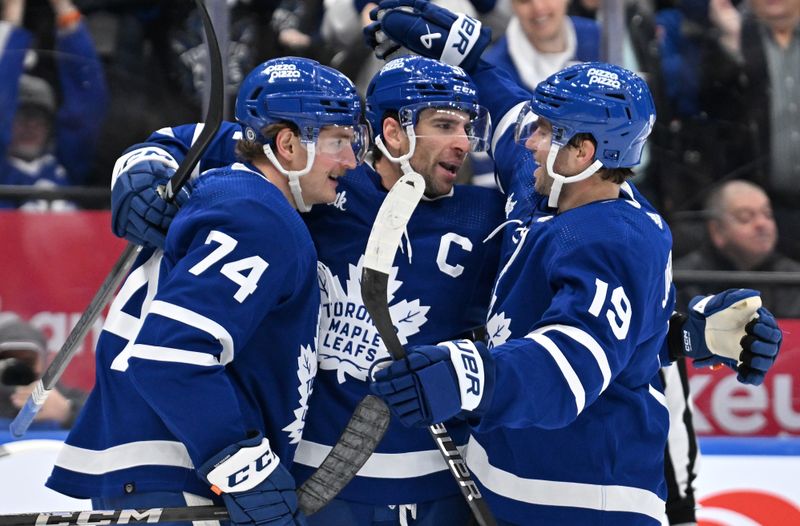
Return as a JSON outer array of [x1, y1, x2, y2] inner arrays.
[[111, 148, 190, 249], [364, 0, 491, 72], [679, 289, 782, 385], [369, 339, 494, 427], [198, 432, 307, 526]]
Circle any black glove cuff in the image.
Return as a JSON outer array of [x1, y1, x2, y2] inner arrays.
[[667, 311, 689, 361]]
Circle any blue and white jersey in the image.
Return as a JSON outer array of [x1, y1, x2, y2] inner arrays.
[[466, 61, 676, 525], [47, 164, 319, 500], [101, 122, 506, 505], [299, 164, 503, 504]]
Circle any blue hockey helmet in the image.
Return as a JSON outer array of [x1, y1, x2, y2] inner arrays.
[[528, 62, 655, 169], [235, 57, 363, 146], [365, 55, 490, 153]]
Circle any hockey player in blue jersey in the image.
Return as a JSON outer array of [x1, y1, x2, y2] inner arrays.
[[105, 58, 781, 526], [363, 3, 782, 525], [105, 55, 505, 525], [45, 57, 365, 526], [370, 62, 679, 526]]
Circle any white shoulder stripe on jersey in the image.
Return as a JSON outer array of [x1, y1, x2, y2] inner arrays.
[[526, 333, 585, 415], [466, 437, 666, 521], [293, 439, 462, 479], [148, 300, 234, 366], [129, 344, 223, 367], [55, 440, 193, 475], [531, 324, 612, 393]]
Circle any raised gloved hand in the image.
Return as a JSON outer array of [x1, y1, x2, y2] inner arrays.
[[111, 148, 190, 249], [369, 339, 494, 427], [198, 432, 307, 526], [679, 289, 782, 386], [364, 0, 491, 71]]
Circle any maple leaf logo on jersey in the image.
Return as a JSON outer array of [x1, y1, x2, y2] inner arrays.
[[505, 193, 517, 218], [282, 343, 317, 444], [486, 311, 512, 348], [317, 257, 430, 383]]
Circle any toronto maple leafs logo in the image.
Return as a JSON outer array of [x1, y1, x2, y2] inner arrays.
[[505, 192, 517, 218], [486, 311, 512, 348], [317, 257, 430, 383], [282, 344, 317, 444]]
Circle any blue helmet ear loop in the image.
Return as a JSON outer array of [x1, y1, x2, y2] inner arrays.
[[262, 126, 317, 212]]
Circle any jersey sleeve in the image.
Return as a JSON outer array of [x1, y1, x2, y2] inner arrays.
[[477, 232, 667, 432], [470, 59, 533, 195], [125, 176, 306, 465]]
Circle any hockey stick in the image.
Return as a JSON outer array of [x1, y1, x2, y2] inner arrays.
[[0, 506, 228, 526], [0, 396, 389, 525], [9, 0, 224, 438], [360, 171, 498, 526]]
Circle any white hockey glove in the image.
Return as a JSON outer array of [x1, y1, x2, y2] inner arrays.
[[673, 289, 782, 385]]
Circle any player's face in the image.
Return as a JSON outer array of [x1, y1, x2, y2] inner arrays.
[[511, 0, 570, 51], [527, 118, 579, 195], [300, 126, 359, 205], [408, 108, 471, 197]]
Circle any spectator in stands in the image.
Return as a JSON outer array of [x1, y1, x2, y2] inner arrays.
[[0, 0, 107, 209], [675, 180, 800, 317], [467, 0, 600, 186], [0, 315, 86, 429], [699, 0, 800, 259]]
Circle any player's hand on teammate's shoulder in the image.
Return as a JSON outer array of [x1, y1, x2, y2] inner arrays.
[[111, 149, 190, 249]]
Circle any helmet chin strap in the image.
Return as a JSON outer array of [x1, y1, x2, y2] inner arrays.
[[545, 144, 604, 208], [263, 142, 315, 213], [374, 124, 420, 181]]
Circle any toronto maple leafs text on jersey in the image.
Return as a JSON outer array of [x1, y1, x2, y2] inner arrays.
[[94, 121, 507, 505]]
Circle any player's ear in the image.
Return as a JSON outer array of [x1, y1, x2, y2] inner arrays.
[[576, 137, 596, 166], [382, 116, 407, 152], [274, 126, 298, 158]]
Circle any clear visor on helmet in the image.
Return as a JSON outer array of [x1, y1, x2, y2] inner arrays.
[[513, 101, 540, 146], [299, 123, 369, 165], [398, 101, 492, 153]]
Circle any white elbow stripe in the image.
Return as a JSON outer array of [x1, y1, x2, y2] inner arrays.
[[440, 339, 485, 412], [56, 441, 194, 474], [527, 333, 585, 415], [205, 437, 279, 493], [110, 146, 180, 189], [129, 344, 222, 367], [149, 300, 234, 365], [532, 325, 612, 393]]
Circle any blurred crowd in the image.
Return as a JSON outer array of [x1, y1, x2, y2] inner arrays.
[[0, 0, 799, 423]]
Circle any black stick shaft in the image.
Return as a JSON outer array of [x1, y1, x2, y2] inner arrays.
[[0, 506, 229, 526]]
